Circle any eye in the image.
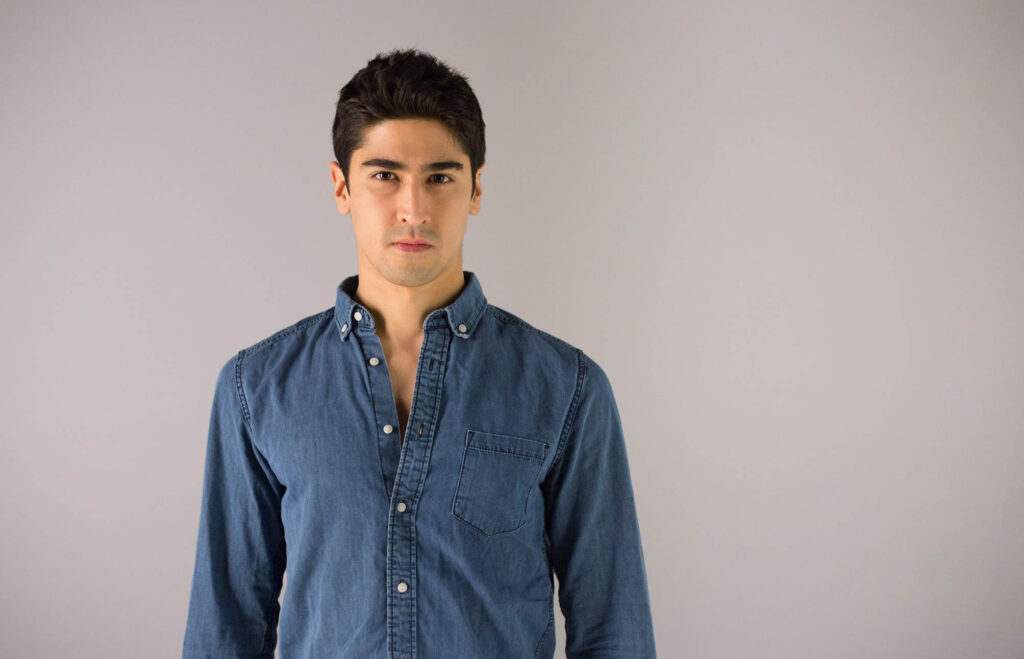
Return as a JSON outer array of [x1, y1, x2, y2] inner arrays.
[[429, 173, 453, 184], [372, 171, 396, 181]]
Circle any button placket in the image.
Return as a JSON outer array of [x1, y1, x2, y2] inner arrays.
[[385, 323, 451, 657]]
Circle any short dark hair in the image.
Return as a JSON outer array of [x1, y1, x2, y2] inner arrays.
[[331, 48, 486, 198]]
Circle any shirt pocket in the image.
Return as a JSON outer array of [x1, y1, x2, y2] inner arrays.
[[452, 429, 549, 536]]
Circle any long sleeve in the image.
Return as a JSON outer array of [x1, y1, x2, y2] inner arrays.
[[542, 352, 657, 658], [183, 353, 287, 659]]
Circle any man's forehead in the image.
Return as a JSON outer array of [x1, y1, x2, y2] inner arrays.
[[355, 118, 468, 165]]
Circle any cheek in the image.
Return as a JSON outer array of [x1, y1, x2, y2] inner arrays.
[[350, 216, 381, 246]]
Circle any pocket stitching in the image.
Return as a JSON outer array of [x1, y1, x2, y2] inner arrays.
[[453, 430, 549, 536], [467, 429, 549, 457], [468, 445, 544, 460]]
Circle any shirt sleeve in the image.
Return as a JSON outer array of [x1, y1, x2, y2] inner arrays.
[[542, 351, 657, 658], [183, 353, 287, 659]]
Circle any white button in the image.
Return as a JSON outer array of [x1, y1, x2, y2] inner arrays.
[[383, 424, 393, 434], [354, 311, 362, 321], [458, 323, 467, 333], [341, 323, 348, 332], [396, 501, 407, 512], [369, 357, 380, 366], [396, 580, 408, 593]]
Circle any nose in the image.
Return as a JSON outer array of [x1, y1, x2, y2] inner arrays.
[[398, 180, 430, 225]]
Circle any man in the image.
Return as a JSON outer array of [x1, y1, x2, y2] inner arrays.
[[183, 48, 656, 658]]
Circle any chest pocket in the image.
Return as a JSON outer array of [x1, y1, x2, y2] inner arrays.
[[452, 429, 549, 536]]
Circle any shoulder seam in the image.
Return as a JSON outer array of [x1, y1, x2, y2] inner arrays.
[[232, 350, 255, 435], [549, 348, 588, 470]]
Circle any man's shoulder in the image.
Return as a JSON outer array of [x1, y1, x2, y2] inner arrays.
[[235, 305, 336, 360], [483, 303, 583, 357], [481, 303, 612, 389], [210, 305, 335, 395], [484, 304, 614, 385]]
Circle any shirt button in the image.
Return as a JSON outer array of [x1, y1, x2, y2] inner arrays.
[[354, 311, 363, 321], [369, 357, 380, 366], [458, 323, 467, 333], [396, 580, 408, 593], [396, 501, 407, 512], [383, 424, 393, 434], [341, 323, 348, 332]]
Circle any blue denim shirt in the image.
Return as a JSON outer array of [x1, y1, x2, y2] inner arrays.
[[183, 270, 656, 658]]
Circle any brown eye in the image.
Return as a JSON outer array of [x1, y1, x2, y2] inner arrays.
[[373, 171, 396, 181], [429, 174, 452, 184]]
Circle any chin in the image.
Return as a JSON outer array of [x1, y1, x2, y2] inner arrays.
[[382, 262, 440, 285]]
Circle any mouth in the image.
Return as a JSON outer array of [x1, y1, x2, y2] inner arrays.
[[392, 241, 432, 252]]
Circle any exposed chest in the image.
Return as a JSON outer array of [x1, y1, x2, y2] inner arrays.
[[384, 345, 421, 442]]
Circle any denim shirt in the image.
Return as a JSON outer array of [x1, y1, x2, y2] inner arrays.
[[183, 270, 656, 658]]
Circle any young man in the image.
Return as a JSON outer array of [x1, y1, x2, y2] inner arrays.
[[183, 48, 656, 658]]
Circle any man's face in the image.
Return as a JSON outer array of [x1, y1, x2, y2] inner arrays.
[[330, 118, 483, 289]]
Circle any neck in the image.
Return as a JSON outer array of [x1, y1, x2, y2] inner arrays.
[[352, 260, 466, 348]]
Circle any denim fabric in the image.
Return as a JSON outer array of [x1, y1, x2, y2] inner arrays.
[[183, 270, 656, 658]]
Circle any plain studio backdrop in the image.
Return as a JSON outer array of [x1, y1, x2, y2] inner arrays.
[[2, 1, 1022, 657]]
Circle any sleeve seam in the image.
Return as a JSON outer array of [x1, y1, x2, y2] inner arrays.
[[231, 349, 285, 658], [232, 350, 280, 485], [233, 350, 256, 438], [548, 348, 588, 471]]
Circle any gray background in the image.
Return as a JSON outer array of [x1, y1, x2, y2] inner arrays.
[[2, 1, 1023, 657]]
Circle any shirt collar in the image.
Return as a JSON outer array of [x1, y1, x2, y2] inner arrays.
[[334, 270, 488, 342]]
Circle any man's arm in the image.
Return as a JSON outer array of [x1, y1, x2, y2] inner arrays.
[[542, 352, 657, 658], [183, 353, 287, 658]]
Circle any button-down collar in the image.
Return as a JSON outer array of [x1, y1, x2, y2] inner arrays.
[[334, 270, 488, 342]]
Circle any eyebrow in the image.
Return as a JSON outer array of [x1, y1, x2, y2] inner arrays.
[[360, 158, 464, 172]]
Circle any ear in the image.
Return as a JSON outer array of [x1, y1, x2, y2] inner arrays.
[[469, 162, 484, 215], [329, 161, 351, 214]]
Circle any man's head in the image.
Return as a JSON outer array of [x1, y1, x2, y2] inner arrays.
[[329, 49, 485, 290], [331, 48, 485, 199]]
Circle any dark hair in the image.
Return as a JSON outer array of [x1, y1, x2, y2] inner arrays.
[[332, 48, 486, 198]]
